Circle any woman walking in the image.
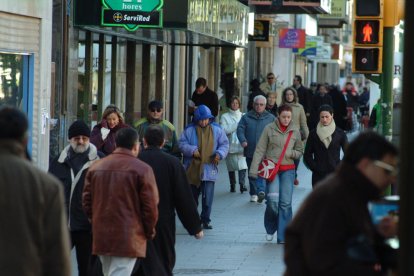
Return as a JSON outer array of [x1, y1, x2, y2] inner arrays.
[[304, 104, 348, 188], [90, 104, 129, 155], [281, 87, 309, 185], [220, 96, 248, 193], [249, 104, 304, 243]]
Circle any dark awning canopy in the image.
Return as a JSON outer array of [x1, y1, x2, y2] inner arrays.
[[74, 0, 249, 48], [239, 0, 331, 14]]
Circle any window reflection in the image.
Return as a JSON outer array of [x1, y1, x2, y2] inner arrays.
[[0, 53, 24, 108]]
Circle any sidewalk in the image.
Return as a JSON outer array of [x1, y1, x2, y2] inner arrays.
[[173, 160, 313, 276]]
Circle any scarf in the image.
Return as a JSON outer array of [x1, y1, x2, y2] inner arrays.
[[316, 120, 336, 148], [186, 125, 214, 187]]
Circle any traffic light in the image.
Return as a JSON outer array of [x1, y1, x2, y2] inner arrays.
[[352, 0, 383, 74]]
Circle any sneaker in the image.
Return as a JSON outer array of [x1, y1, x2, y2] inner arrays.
[[294, 179, 299, 186], [240, 185, 248, 194], [202, 222, 213, 230], [266, 234, 274, 241], [250, 195, 258, 202], [257, 191, 265, 203]]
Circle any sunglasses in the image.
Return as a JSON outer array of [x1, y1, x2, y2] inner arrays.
[[373, 160, 398, 176], [150, 108, 162, 113]]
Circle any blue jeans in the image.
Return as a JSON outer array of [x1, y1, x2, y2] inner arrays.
[[246, 157, 257, 196], [256, 177, 266, 194], [191, 181, 215, 224], [264, 169, 295, 243]]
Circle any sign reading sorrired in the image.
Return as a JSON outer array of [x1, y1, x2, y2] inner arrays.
[[101, 0, 163, 31], [279, 28, 305, 49]]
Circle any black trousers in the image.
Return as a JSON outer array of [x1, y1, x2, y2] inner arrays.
[[71, 230, 93, 276]]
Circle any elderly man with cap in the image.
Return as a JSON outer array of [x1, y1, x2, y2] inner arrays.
[[179, 105, 229, 229], [49, 120, 105, 276], [134, 100, 180, 158]]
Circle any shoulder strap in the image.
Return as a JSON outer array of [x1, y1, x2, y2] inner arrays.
[[276, 131, 293, 167]]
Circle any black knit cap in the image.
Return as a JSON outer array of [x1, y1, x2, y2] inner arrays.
[[148, 100, 163, 110], [68, 120, 90, 139]]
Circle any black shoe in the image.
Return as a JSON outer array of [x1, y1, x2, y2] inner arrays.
[[240, 185, 248, 194], [202, 222, 213, 229], [230, 184, 236, 193], [257, 191, 265, 203]]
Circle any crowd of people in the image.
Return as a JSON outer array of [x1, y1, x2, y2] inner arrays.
[[0, 74, 398, 276]]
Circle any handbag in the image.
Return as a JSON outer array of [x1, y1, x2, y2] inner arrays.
[[258, 131, 293, 182]]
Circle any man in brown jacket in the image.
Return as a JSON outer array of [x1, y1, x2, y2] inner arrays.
[[0, 106, 71, 276], [83, 127, 159, 276]]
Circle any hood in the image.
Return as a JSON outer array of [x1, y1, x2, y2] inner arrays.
[[193, 105, 214, 123]]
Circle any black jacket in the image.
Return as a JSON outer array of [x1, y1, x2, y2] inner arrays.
[[48, 144, 104, 231], [191, 87, 219, 117], [296, 85, 312, 115], [309, 93, 333, 130], [285, 163, 387, 276], [304, 127, 348, 187], [137, 147, 201, 275]]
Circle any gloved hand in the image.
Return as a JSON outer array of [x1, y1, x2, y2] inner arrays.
[[101, 127, 110, 140], [212, 153, 220, 165], [193, 149, 201, 159]]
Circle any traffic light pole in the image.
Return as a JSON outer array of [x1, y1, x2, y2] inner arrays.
[[381, 27, 394, 141]]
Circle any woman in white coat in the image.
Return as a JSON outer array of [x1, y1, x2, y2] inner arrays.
[[220, 96, 248, 193]]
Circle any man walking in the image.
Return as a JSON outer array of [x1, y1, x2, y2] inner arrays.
[[237, 95, 275, 202], [0, 106, 71, 276], [83, 128, 159, 276], [49, 120, 105, 276], [285, 131, 398, 275], [134, 100, 180, 158], [136, 125, 204, 275], [260, 73, 279, 104], [190, 77, 219, 117], [179, 105, 229, 229], [293, 75, 312, 121]]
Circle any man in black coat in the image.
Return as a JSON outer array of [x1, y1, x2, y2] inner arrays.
[[190, 77, 219, 117], [293, 75, 312, 120], [285, 132, 398, 275], [134, 125, 204, 276], [49, 120, 105, 276]]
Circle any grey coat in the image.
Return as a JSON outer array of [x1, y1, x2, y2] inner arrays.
[[237, 110, 275, 158]]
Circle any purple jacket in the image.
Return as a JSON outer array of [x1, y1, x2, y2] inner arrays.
[[179, 122, 229, 182], [90, 122, 129, 155]]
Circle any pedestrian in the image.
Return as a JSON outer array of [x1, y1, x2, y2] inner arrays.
[[49, 120, 105, 276], [134, 125, 204, 276], [249, 104, 304, 243], [90, 104, 129, 155], [0, 106, 71, 276], [134, 100, 181, 158], [292, 75, 312, 120], [220, 96, 248, 193], [303, 105, 348, 188], [285, 131, 398, 275], [328, 84, 348, 131], [266, 91, 278, 117], [309, 83, 333, 130], [281, 87, 309, 185], [342, 81, 360, 114], [247, 79, 266, 111], [189, 77, 219, 118], [179, 105, 229, 229], [237, 95, 275, 202], [260, 72, 278, 104], [83, 127, 159, 276]]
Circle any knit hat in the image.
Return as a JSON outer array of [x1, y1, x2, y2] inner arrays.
[[68, 120, 90, 139], [148, 100, 163, 110]]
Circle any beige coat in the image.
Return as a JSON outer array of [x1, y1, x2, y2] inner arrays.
[[249, 121, 304, 178], [285, 102, 309, 141]]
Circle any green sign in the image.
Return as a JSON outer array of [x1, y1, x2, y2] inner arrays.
[[101, 0, 163, 31]]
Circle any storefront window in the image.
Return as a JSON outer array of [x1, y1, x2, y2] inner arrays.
[[0, 53, 25, 109]]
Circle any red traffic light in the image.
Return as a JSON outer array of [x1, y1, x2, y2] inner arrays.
[[354, 20, 382, 45]]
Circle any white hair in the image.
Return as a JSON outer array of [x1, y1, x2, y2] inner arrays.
[[253, 95, 267, 104]]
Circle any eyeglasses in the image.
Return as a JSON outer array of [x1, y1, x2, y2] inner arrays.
[[267, 77, 274, 80], [254, 103, 265, 106], [150, 108, 162, 113], [373, 160, 398, 176]]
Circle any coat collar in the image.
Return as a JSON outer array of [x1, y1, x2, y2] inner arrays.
[[113, 147, 136, 157], [0, 140, 26, 158], [57, 143, 99, 163]]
